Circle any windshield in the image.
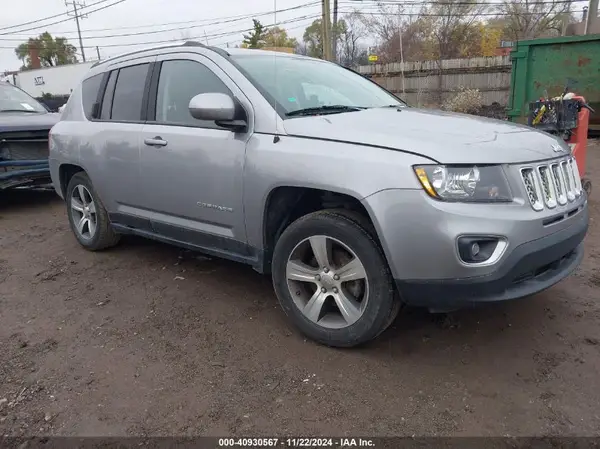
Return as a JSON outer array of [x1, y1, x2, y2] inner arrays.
[[231, 54, 405, 117], [0, 83, 47, 113]]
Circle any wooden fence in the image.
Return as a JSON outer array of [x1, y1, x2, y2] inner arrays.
[[357, 55, 512, 107]]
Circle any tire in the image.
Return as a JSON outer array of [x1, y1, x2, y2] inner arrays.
[[583, 178, 592, 197], [272, 210, 397, 348], [65, 172, 120, 251]]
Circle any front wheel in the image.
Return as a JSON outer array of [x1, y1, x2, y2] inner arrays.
[[272, 210, 399, 348]]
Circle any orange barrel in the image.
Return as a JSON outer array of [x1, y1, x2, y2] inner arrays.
[[567, 95, 589, 178]]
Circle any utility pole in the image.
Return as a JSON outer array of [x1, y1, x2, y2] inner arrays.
[[322, 0, 332, 61], [585, 0, 598, 34], [65, 1, 87, 62], [399, 29, 405, 95], [397, 7, 405, 95], [332, 0, 338, 62]]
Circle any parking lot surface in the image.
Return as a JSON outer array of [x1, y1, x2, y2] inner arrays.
[[1, 141, 600, 437]]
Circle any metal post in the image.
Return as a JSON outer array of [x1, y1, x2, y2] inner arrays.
[[96, 46, 100, 60]]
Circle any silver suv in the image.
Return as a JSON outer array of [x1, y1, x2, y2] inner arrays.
[[49, 42, 589, 347]]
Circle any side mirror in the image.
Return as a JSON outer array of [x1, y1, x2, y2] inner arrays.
[[188, 93, 247, 131]]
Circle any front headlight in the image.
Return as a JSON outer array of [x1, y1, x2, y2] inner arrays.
[[413, 165, 512, 202]]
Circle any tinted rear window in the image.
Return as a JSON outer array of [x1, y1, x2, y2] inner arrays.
[[111, 63, 149, 122], [81, 74, 103, 120]]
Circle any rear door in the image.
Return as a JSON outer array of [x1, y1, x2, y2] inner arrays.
[[83, 57, 155, 226]]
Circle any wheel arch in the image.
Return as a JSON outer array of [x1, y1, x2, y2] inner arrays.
[[58, 163, 86, 197], [260, 185, 379, 273]]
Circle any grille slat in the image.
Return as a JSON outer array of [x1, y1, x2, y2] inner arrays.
[[550, 163, 567, 205], [521, 157, 581, 211], [0, 131, 49, 162], [537, 166, 557, 208]]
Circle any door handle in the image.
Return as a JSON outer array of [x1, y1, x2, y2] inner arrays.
[[144, 136, 168, 147]]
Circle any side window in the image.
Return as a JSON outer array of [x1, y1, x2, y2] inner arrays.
[[155, 59, 232, 127], [111, 63, 150, 122], [81, 74, 103, 120], [100, 70, 117, 120]]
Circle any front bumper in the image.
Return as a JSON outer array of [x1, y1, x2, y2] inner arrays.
[[0, 159, 50, 189], [395, 215, 586, 310], [362, 188, 589, 310]]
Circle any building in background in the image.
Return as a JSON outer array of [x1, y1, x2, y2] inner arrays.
[[567, 5, 600, 35], [494, 41, 514, 57]]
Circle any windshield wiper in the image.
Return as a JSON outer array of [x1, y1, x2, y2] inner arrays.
[[286, 105, 366, 117], [0, 108, 40, 113]]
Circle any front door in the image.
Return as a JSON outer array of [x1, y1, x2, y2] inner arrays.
[[138, 53, 252, 259]]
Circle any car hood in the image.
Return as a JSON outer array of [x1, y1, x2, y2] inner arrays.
[[282, 107, 569, 164], [0, 112, 61, 134]]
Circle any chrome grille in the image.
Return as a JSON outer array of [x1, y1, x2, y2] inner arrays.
[[550, 163, 567, 205], [521, 157, 581, 211]]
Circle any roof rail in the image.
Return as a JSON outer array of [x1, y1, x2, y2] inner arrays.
[[91, 40, 230, 68], [182, 40, 206, 47], [91, 41, 187, 68], [179, 40, 230, 58]]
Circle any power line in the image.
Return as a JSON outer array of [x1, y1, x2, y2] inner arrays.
[[0, 0, 127, 36], [0, 1, 321, 38], [348, 0, 584, 4], [349, 8, 584, 16], [208, 18, 315, 47], [0, 12, 322, 50], [0, 1, 321, 41], [0, 0, 578, 41], [0, 0, 114, 32], [0, 2, 584, 51]]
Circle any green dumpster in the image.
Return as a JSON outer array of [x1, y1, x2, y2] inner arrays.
[[507, 34, 600, 132]]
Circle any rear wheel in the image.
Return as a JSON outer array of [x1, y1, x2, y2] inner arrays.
[[65, 172, 120, 251], [272, 210, 399, 347]]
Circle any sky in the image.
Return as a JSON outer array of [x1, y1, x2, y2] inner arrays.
[[0, 0, 589, 72], [0, 0, 338, 71]]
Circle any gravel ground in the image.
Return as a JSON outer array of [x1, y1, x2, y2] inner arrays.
[[1, 141, 599, 438]]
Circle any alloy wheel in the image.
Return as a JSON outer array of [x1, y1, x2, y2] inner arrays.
[[70, 185, 97, 240], [286, 235, 369, 329]]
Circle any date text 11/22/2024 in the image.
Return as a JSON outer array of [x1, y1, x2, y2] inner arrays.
[[218, 438, 376, 447]]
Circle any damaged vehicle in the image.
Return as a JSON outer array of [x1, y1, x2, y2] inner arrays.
[[0, 82, 60, 189], [49, 44, 588, 348]]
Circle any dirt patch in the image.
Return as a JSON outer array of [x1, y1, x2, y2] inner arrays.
[[1, 141, 600, 437]]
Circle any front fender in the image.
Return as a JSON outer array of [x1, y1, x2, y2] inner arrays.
[[243, 133, 431, 250]]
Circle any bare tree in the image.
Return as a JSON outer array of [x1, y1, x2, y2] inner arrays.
[[356, 0, 488, 62], [295, 41, 309, 56], [494, 0, 574, 40], [425, 0, 489, 60], [358, 1, 403, 46], [337, 13, 368, 67]]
